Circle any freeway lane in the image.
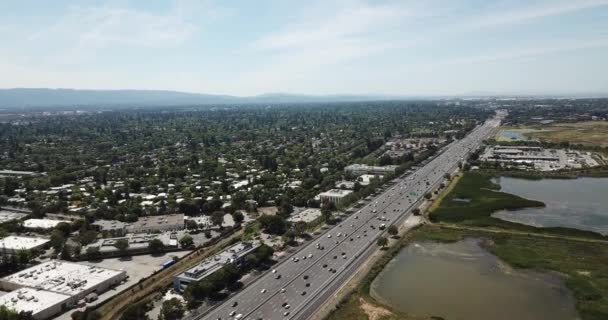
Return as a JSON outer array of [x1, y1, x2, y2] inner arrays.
[[201, 113, 503, 320]]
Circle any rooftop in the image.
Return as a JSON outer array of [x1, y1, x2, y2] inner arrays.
[[2, 261, 126, 296], [0, 210, 27, 224], [23, 219, 67, 230], [288, 208, 322, 223], [0, 236, 49, 251], [92, 219, 126, 230], [319, 189, 354, 197], [0, 288, 70, 316], [178, 241, 260, 281]]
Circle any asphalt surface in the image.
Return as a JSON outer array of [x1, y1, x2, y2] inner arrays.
[[201, 113, 503, 320]]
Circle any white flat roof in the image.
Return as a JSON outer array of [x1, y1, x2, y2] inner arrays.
[[288, 208, 322, 223], [2, 261, 126, 296], [0, 288, 70, 316], [0, 211, 27, 224], [0, 236, 49, 251], [23, 219, 67, 229], [319, 189, 353, 197]]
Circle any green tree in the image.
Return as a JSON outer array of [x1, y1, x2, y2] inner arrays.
[[179, 234, 194, 249], [185, 219, 198, 230], [148, 239, 165, 253], [210, 211, 224, 228], [120, 301, 150, 320], [282, 229, 296, 245], [387, 225, 398, 237], [86, 246, 100, 259], [258, 215, 286, 235], [377, 236, 388, 249], [412, 208, 421, 216], [232, 211, 244, 225], [114, 239, 129, 254], [160, 298, 184, 320], [50, 229, 66, 252]]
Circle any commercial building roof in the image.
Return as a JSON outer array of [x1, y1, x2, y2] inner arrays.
[[319, 189, 353, 198], [288, 208, 322, 224], [127, 214, 184, 232], [0, 236, 49, 252], [23, 219, 67, 230], [92, 219, 126, 231], [1, 261, 126, 297], [0, 288, 70, 318], [177, 241, 260, 282], [0, 210, 27, 224]]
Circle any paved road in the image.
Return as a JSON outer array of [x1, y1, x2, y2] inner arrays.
[[200, 112, 503, 320]]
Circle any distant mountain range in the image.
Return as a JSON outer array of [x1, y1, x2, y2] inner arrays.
[[0, 88, 397, 109], [0, 88, 606, 110]]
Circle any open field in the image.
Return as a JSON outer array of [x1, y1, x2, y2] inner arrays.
[[499, 121, 608, 146]]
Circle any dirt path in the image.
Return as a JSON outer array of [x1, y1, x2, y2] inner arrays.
[[359, 297, 393, 320]]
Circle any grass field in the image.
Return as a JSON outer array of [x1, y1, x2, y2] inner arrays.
[[429, 172, 545, 223], [499, 122, 608, 146]]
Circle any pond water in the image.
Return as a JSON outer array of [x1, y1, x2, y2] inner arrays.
[[499, 130, 529, 141], [492, 177, 608, 235], [370, 239, 578, 320]]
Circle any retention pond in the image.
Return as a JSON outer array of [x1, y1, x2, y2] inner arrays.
[[370, 239, 578, 320], [492, 177, 608, 235]]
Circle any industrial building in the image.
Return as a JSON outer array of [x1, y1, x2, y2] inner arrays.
[[92, 219, 127, 237], [0, 261, 127, 304], [287, 208, 322, 224], [318, 189, 353, 206], [481, 145, 601, 171], [0, 236, 49, 254], [0, 288, 71, 320], [344, 164, 398, 176], [173, 241, 260, 291], [85, 233, 177, 257], [0, 210, 27, 224], [23, 218, 68, 230], [127, 214, 184, 233]]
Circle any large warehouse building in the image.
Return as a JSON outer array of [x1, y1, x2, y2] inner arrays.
[[0, 261, 127, 309], [0, 236, 49, 254], [0, 288, 71, 320]]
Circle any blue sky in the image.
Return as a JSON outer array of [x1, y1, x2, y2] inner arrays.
[[1, 0, 607, 96]]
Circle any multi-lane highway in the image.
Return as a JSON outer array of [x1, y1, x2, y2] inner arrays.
[[201, 112, 503, 320]]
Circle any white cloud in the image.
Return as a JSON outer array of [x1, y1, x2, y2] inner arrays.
[[465, 0, 608, 30]]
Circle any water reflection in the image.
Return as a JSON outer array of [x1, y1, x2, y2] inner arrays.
[[492, 177, 608, 235], [370, 239, 578, 320]]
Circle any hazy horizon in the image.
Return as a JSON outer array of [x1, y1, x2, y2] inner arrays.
[[1, 0, 608, 96]]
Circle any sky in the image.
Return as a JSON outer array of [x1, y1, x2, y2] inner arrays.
[[0, 0, 607, 96]]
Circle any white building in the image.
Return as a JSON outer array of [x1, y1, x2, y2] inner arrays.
[[0, 210, 27, 224], [318, 189, 353, 206], [0, 288, 71, 320], [23, 219, 68, 230], [344, 164, 398, 176], [173, 241, 260, 291], [0, 236, 49, 254], [0, 261, 127, 304], [287, 208, 322, 224]]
